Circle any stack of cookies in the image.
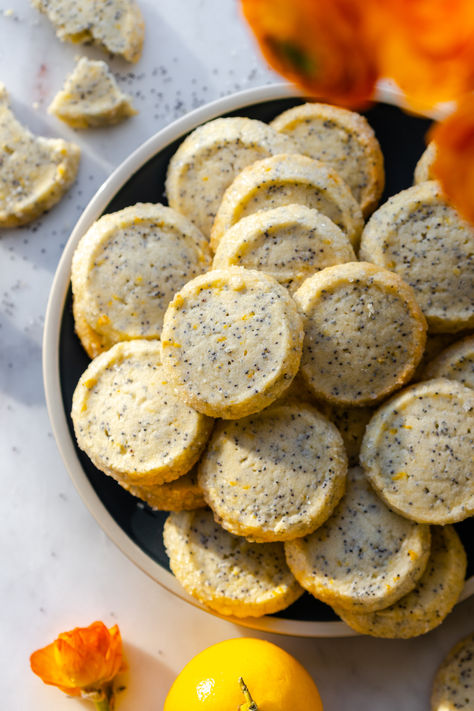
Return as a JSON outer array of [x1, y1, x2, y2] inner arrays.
[[70, 102, 473, 636]]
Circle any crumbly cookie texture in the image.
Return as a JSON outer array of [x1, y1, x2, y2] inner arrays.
[[293, 262, 427, 406], [71, 340, 213, 487], [212, 204, 356, 293], [284, 467, 431, 613], [71, 202, 211, 358], [360, 181, 474, 333], [423, 335, 474, 390], [431, 632, 474, 710], [0, 83, 80, 227], [414, 142, 437, 184], [31, 0, 144, 62], [49, 57, 137, 129], [163, 508, 303, 618], [210, 153, 364, 252], [360, 378, 474, 524], [165, 117, 297, 237], [335, 526, 466, 638], [161, 267, 304, 419], [122, 466, 205, 511], [271, 102, 385, 217], [198, 401, 347, 542]]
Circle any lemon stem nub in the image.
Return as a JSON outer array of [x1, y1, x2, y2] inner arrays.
[[239, 677, 259, 710]]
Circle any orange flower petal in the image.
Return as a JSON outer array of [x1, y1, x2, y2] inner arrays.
[[30, 622, 124, 696], [430, 93, 474, 225]]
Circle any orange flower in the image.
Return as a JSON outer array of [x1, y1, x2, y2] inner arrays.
[[241, 0, 379, 107], [430, 93, 474, 224], [30, 621, 124, 707]]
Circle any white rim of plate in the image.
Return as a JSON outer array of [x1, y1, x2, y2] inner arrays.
[[43, 82, 473, 638]]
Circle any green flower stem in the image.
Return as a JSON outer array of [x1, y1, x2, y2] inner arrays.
[[93, 698, 111, 711]]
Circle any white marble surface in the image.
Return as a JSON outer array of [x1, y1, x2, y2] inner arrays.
[[1, 1, 473, 709]]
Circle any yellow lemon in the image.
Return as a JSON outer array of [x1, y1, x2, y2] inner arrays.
[[163, 637, 323, 711]]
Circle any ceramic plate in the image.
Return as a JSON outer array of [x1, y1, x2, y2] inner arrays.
[[43, 83, 474, 637]]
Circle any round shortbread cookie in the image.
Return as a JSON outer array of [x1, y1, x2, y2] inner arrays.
[[423, 335, 474, 390], [210, 153, 364, 252], [212, 204, 356, 293], [319, 403, 374, 467], [293, 262, 427, 406], [414, 142, 437, 184], [198, 401, 348, 542], [71, 203, 211, 357], [412, 332, 468, 383], [163, 508, 303, 617], [161, 267, 304, 419], [431, 632, 474, 710], [123, 466, 205, 511], [360, 181, 474, 333], [165, 117, 297, 237], [71, 340, 213, 487], [271, 102, 385, 217], [360, 378, 474, 524], [284, 467, 431, 613], [334, 526, 467, 639]]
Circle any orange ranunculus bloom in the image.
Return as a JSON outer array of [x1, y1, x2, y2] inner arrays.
[[429, 93, 474, 224], [30, 621, 124, 697], [241, 0, 380, 107], [377, 0, 474, 111]]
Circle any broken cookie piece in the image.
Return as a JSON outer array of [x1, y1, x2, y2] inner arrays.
[[0, 83, 80, 228], [31, 0, 145, 63], [49, 58, 137, 129]]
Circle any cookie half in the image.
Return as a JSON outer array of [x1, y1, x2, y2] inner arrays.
[[293, 262, 427, 406], [335, 526, 466, 638], [161, 267, 304, 419], [212, 204, 356, 293], [210, 153, 364, 251], [431, 632, 474, 710], [284, 467, 431, 613], [0, 83, 80, 227], [31, 0, 145, 62], [360, 181, 474, 333], [271, 102, 385, 217], [71, 340, 213, 487], [198, 401, 347, 542], [71, 202, 211, 358], [360, 378, 474, 524], [165, 117, 297, 237], [163, 508, 303, 617], [423, 335, 474, 390], [49, 57, 136, 128], [123, 466, 205, 511]]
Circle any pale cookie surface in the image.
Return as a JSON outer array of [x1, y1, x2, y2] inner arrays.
[[71, 202, 211, 358], [163, 508, 303, 617], [165, 117, 297, 237], [318, 403, 374, 467], [360, 181, 474, 333], [271, 102, 384, 217], [71, 340, 213, 487], [49, 57, 137, 128], [210, 153, 364, 251], [335, 526, 466, 638], [293, 262, 427, 406], [161, 267, 304, 419], [123, 466, 205, 511], [284, 467, 431, 612], [31, 0, 144, 62], [414, 142, 437, 184], [431, 632, 474, 710], [423, 335, 474, 390], [198, 401, 347, 542], [360, 378, 474, 524], [0, 83, 80, 227], [212, 204, 356, 293]]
